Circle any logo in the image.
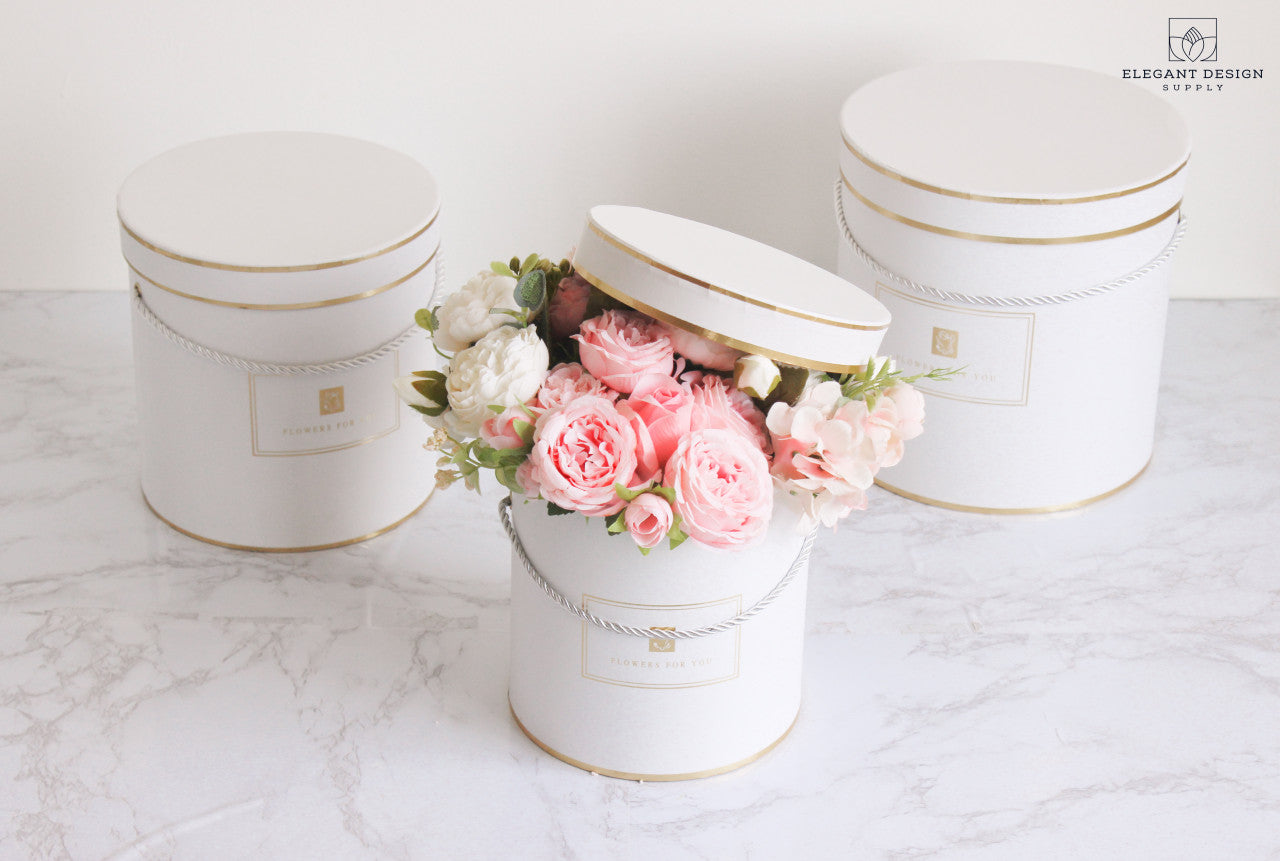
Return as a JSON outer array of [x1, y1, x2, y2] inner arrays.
[[319, 386, 345, 416], [1169, 18, 1217, 62], [931, 327, 959, 359], [648, 627, 676, 653]]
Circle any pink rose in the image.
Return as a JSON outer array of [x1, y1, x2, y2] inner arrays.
[[665, 429, 773, 549], [627, 375, 695, 466], [573, 309, 674, 394], [663, 324, 745, 371], [623, 493, 674, 550], [616, 400, 661, 485], [549, 275, 592, 340], [534, 362, 617, 411], [523, 396, 639, 516], [479, 404, 533, 450], [686, 373, 769, 452]]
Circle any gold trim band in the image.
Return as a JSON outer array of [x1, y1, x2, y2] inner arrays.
[[841, 173, 1182, 245], [127, 247, 438, 311], [874, 459, 1150, 514], [574, 265, 866, 375], [510, 700, 798, 781], [842, 135, 1189, 205], [142, 489, 431, 552], [587, 221, 886, 332], [119, 207, 440, 272]]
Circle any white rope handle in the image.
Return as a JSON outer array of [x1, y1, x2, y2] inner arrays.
[[500, 496, 815, 640], [834, 179, 1187, 308], [131, 254, 446, 376]]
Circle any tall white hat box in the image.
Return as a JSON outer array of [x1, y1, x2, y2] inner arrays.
[[507, 205, 890, 779], [120, 132, 442, 550], [836, 61, 1190, 512]]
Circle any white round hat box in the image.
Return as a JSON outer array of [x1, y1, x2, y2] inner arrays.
[[506, 205, 891, 779], [119, 132, 442, 550], [836, 61, 1190, 512]]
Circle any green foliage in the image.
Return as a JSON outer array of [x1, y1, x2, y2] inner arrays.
[[414, 307, 439, 333], [546, 502, 573, 516], [514, 269, 547, 310]]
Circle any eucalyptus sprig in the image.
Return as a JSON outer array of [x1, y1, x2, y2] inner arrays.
[[836, 358, 963, 406]]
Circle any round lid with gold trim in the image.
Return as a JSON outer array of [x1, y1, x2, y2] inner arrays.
[[572, 206, 890, 374], [117, 132, 441, 308]]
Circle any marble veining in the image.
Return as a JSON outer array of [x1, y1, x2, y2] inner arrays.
[[1, 292, 1278, 859]]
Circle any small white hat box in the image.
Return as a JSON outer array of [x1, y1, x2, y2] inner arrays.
[[506, 205, 890, 780], [119, 132, 442, 550], [836, 61, 1190, 512]]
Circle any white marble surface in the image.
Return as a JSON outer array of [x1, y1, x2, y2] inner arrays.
[[2, 292, 1278, 860]]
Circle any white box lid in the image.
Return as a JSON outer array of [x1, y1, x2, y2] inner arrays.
[[572, 206, 890, 374], [118, 132, 440, 308], [839, 62, 1190, 241]]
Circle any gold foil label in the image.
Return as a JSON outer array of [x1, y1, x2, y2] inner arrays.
[[876, 283, 1035, 406], [582, 596, 741, 689], [249, 354, 401, 456]]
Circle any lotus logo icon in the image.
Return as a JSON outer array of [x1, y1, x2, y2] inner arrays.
[[1169, 18, 1217, 62]]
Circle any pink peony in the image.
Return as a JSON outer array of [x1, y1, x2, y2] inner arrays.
[[626, 375, 695, 466], [574, 309, 674, 394], [686, 373, 769, 452], [623, 493, 674, 550], [479, 404, 533, 450], [534, 362, 616, 411], [664, 428, 773, 549], [523, 396, 640, 516], [662, 324, 745, 371], [549, 275, 592, 340]]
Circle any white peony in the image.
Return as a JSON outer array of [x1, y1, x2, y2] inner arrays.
[[445, 325, 549, 437], [434, 271, 520, 353]]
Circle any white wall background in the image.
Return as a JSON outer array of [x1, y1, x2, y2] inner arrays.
[[2, 0, 1276, 297]]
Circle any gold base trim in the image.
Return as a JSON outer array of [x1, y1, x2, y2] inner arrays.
[[509, 699, 798, 782], [141, 489, 432, 552], [874, 459, 1150, 514]]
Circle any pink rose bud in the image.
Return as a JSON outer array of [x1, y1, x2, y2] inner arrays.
[[662, 324, 745, 371], [573, 309, 674, 394], [548, 275, 592, 340], [623, 493, 674, 550]]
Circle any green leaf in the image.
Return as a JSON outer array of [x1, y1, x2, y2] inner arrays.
[[488, 404, 507, 413], [668, 525, 689, 551], [411, 372, 448, 407], [512, 419, 535, 445], [546, 502, 573, 516], [490, 261, 516, 278], [514, 269, 547, 310], [649, 485, 677, 506], [408, 403, 447, 417], [414, 307, 439, 332], [606, 512, 627, 534], [637, 545, 651, 556], [521, 253, 540, 275], [613, 483, 645, 503]]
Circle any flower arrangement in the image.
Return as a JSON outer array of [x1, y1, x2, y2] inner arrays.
[[396, 254, 952, 552]]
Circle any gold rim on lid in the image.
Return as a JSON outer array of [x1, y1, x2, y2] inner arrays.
[[841, 173, 1182, 246]]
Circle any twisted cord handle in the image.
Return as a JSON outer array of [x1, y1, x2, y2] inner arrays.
[[834, 179, 1187, 308], [131, 252, 446, 376], [499, 496, 815, 640]]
